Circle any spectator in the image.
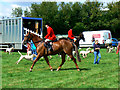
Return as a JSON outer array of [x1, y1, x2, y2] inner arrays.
[[30, 40, 37, 60], [92, 36, 95, 46], [93, 40, 101, 64]]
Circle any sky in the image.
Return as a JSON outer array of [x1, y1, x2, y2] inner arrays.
[[0, 0, 119, 19]]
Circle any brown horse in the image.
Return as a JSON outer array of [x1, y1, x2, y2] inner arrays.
[[75, 33, 85, 47], [23, 32, 81, 72]]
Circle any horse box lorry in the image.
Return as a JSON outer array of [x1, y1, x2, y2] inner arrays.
[[0, 17, 43, 50], [79, 30, 112, 47]]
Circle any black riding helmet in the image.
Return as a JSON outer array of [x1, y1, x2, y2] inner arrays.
[[45, 22, 50, 26]]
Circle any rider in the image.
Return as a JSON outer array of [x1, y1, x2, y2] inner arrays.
[[68, 28, 77, 42], [44, 22, 56, 51]]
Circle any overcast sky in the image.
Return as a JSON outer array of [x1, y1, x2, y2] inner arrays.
[[0, 0, 119, 19]]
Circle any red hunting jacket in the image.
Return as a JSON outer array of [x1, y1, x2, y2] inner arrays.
[[68, 29, 75, 39], [45, 26, 56, 41]]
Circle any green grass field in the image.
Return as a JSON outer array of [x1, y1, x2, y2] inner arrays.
[[1, 48, 119, 88]]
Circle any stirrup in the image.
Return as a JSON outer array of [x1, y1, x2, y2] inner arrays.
[[50, 46, 53, 51], [47, 45, 53, 51]]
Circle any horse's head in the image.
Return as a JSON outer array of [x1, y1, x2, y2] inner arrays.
[[79, 33, 85, 42], [22, 32, 33, 45]]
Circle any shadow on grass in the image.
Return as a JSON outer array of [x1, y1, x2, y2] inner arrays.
[[101, 63, 111, 64], [53, 68, 91, 71]]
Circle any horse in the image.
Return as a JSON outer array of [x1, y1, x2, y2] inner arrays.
[[65, 33, 85, 60], [75, 33, 85, 48], [22, 32, 81, 72]]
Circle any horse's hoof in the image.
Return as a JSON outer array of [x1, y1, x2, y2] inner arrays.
[[56, 69, 59, 71], [29, 70, 32, 72], [77, 69, 80, 71], [51, 69, 53, 71], [29, 69, 32, 72]]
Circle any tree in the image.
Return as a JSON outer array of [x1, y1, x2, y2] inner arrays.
[[10, 1, 120, 38], [82, 1, 103, 31], [55, 2, 73, 34], [73, 22, 87, 35], [106, 1, 120, 38], [70, 2, 82, 27], [24, 8, 31, 17], [11, 7, 23, 17]]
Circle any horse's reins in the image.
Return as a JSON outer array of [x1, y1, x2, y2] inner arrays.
[[35, 40, 45, 47], [35, 40, 44, 43], [24, 32, 33, 42]]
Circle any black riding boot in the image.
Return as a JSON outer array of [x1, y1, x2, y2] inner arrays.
[[48, 43, 53, 51], [44, 42, 53, 51]]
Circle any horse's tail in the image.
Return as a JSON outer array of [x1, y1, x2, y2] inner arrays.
[[73, 43, 81, 62], [18, 51, 22, 56]]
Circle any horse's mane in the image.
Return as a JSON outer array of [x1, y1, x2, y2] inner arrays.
[[31, 33, 43, 40]]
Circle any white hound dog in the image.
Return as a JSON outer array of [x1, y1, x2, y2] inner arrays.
[[27, 51, 32, 55], [6, 47, 14, 54], [107, 46, 114, 53], [86, 47, 91, 51], [16, 51, 37, 64], [107, 46, 117, 53], [80, 50, 91, 58]]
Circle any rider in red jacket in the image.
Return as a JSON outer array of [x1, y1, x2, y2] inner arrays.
[[44, 22, 56, 42], [68, 29, 77, 42], [44, 22, 56, 51]]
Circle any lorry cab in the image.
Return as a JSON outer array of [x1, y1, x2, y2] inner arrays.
[[79, 30, 112, 47]]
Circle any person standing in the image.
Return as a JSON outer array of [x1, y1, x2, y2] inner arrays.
[[92, 35, 95, 46], [30, 40, 37, 60], [93, 40, 101, 64]]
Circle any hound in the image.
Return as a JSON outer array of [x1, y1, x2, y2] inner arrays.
[[115, 47, 117, 52], [80, 50, 91, 58], [27, 50, 32, 55], [107, 46, 113, 53], [6, 47, 14, 54], [90, 49, 94, 53], [86, 47, 91, 51], [79, 47, 82, 50], [16, 51, 37, 64]]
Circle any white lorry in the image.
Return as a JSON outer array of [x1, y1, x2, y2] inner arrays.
[[79, 30, 112, 47]]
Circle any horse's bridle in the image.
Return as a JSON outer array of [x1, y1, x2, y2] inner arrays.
[[24, 33, 33, 43], [35, 40, 44, 43]]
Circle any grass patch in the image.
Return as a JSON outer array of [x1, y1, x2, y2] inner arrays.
[[1, 48, 119, 88]]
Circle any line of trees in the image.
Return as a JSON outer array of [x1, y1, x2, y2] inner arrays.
[[11, 1, 120, 38]]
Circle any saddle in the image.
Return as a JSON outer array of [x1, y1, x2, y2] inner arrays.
[[67, 37, 74, 42], [44, 39, 57, 51]]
